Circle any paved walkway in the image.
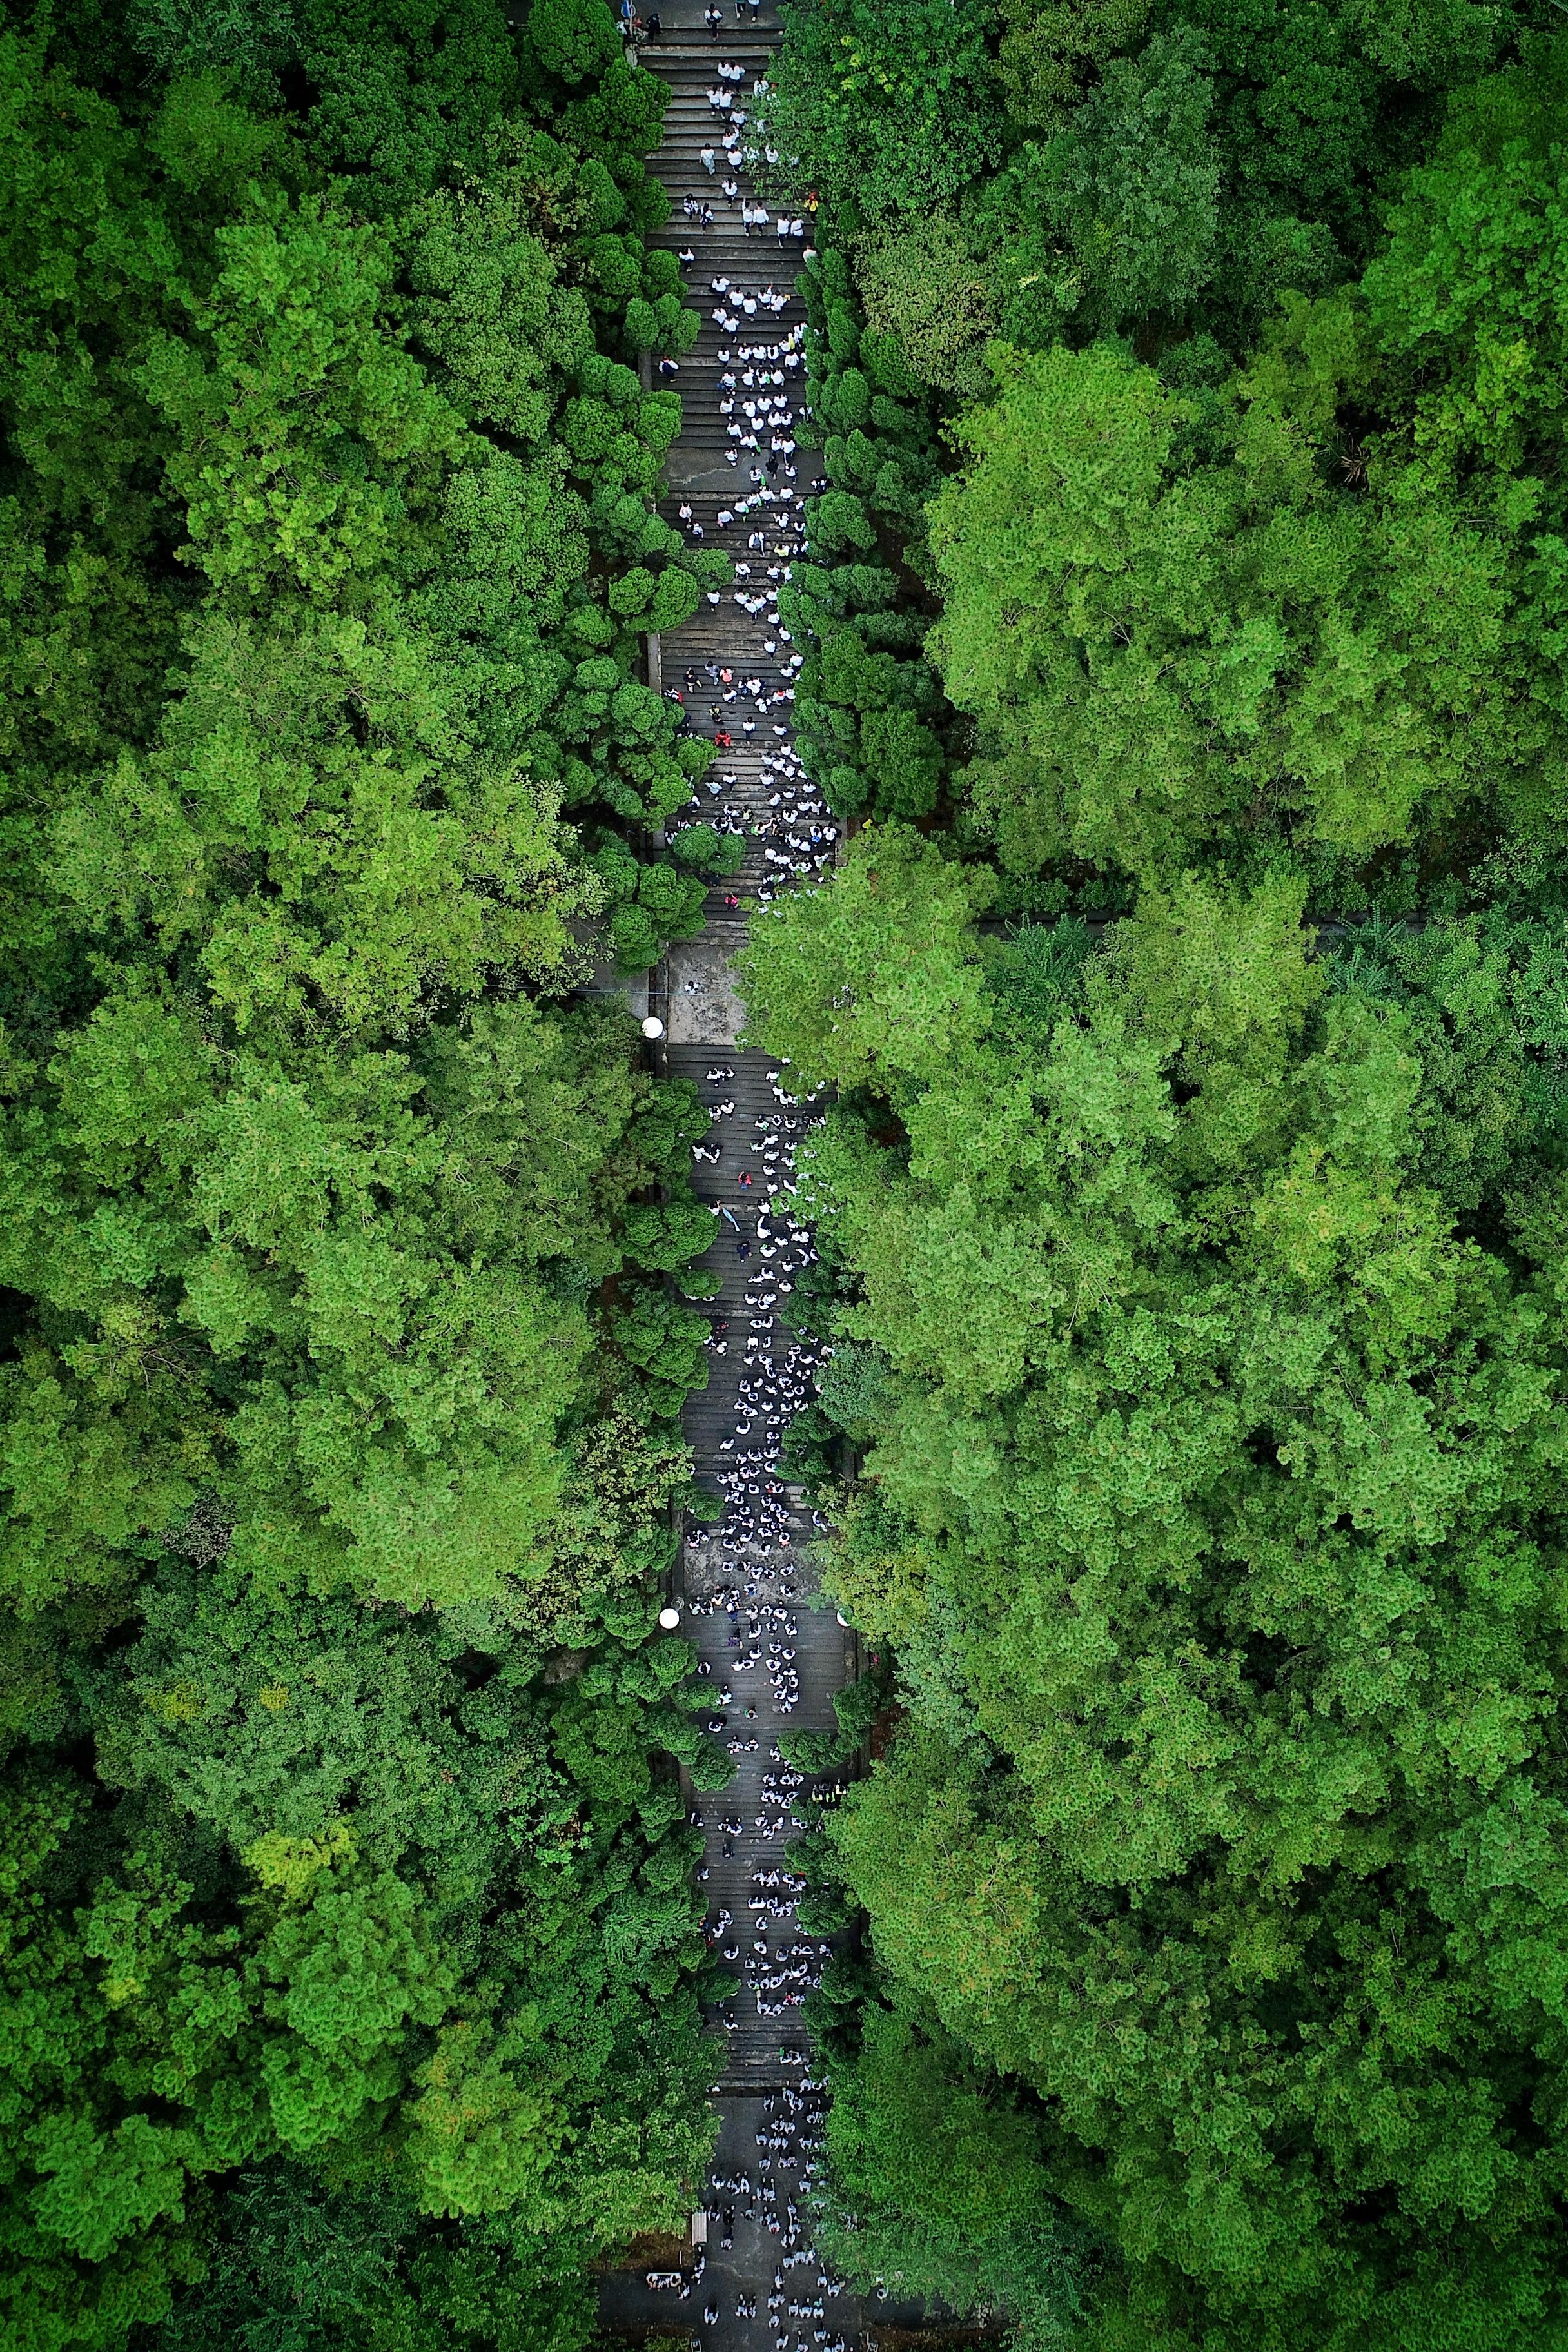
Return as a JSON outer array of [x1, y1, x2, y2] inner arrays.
[[597, 12, 878, 2352]]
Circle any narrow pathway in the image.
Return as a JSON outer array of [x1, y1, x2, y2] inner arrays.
[[598, 11, 867, 2352]]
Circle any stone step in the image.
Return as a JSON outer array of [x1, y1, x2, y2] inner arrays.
[[597, 25, 859, 2349]]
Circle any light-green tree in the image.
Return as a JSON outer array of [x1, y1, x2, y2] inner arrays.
[[753, 870, 1568, 2347], [740, 825, 995, 1092]]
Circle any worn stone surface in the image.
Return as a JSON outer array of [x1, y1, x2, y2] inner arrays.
[[669, 934, 748, 1046]]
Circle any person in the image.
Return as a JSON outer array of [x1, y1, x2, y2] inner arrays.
[[645, 7, 661, 30], [700, 144, 716, 173], [705, 1, 722, 28]]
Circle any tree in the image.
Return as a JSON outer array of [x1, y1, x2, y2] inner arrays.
[[749, 0, 1004, 227], [926, 325, 1531, 878], [739, 825, 995, 1092], [996, 27, 1222, 335], [819, 1988, 1095, 2352], [1363, 36, 1568, 485], [780, 872, 1568, 2347]]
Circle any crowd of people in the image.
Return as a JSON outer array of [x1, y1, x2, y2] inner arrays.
[[691, 1587, 803, 1715], [651, 2082, 860, 2352], [618, 0, 768, 51], [671, 1054, 859, 2341], [627, 27, 868, 2351]]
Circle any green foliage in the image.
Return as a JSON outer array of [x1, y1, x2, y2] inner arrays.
[[761, 8, 1568, 2347], [832, 1665, 890, 1750], [608, 1282, 712, 1422], [851, 214, 1000, 400], [778, 1727, 853, 1774], [134, 2163, 597, 2352], [786, 255, 957, 823], [781, 1663, 892, 1775], [927, 322, 1547, 881], [670, 821, 746, 881], [818, 1990, 1094, 2351], [751, 0, 1005, 226], [130, 0, 294, 86], [739, 825, 995, 1093], [999, 26, 1222, 335], [990, 0, 1153, 132], [0, 992, 705, 1615], [778, 1, 1560, 897], [0, 0, 715, 2339], [1362, 37, 1568, 482], [769, 868, 1568, 2345], [856, 709, 943, 821], [816, 1342, 892, 1444]]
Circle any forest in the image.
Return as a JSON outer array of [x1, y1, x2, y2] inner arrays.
[[3, 0, 1567, 2346], [740, 0, 1568, 2347], [0, 0, 734, 2344]]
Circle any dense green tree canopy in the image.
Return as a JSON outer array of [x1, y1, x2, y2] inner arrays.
[[750, 852, 1568, 2347], [10, 0, 1568, 2339], [0, 0, 727, 2341], [926, 318, 1532, 876], [759, 7, 1568, 2339]]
